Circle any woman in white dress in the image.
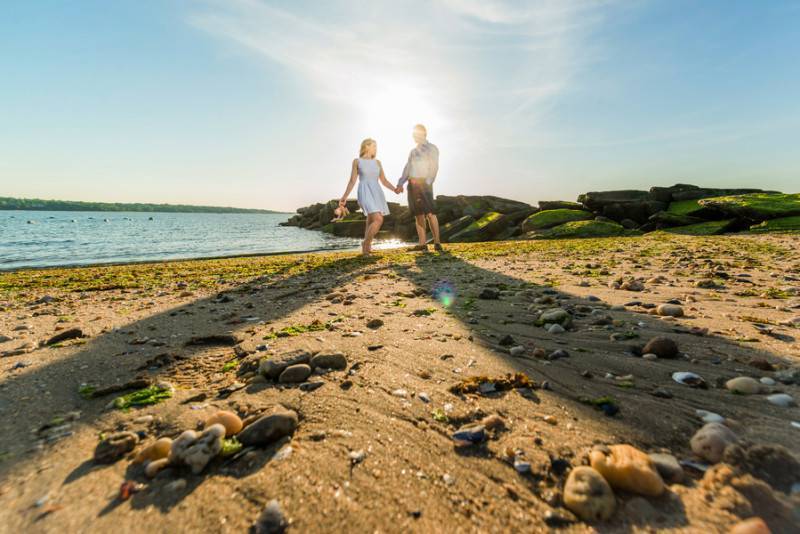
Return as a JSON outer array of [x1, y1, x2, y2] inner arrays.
[[339, 138, 398, 255]]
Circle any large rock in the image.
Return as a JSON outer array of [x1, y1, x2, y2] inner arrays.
[[699, 192, 800, 220], [521, 209, 592, 231], [648, 211, 706, 228], [662, 219, 737, 236], [749, 215, 800, 233], [589, 444, 665, 496], [436, 195, 532, 216], [563, 466, 616, 522], [449, 212, 506, 242], [439, 215, 475, 242], [578, 190, 652, 210], [538, 200, 585, 211], [532, 220, 630, 239]]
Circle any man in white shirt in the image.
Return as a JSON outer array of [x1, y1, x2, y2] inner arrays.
[[396, 124, 442, 252]]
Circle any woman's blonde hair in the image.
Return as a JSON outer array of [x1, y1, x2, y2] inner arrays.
[[359, 138, 376, 158]]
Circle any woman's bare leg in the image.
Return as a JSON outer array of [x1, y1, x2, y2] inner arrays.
[[363, 213, 383, 254]]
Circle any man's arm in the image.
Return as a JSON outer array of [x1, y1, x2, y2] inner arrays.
[[396, 150, 412, 189], [427, 145, 439, 185]]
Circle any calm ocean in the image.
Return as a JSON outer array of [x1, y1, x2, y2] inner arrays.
[[0, 211, 385, 270]]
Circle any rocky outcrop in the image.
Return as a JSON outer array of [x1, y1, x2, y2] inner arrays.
[[283, 185, 797, 243]]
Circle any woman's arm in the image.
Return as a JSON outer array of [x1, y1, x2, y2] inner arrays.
[[340, 159, 359, 205], [377, 161, 398, 192]]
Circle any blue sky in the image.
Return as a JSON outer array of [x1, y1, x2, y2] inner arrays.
[[1, 0, 798, 211]]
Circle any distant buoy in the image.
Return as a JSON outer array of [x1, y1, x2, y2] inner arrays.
[[70, 219, 77, 223], [103, 218, 109, 222], [27, 220, 35, 224], [148, 217, 154, 220]]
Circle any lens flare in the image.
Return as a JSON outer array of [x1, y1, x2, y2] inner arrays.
[[432, 280, 456, 308]]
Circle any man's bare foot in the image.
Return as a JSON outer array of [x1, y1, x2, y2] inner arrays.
[[408, 244, 429, 252]]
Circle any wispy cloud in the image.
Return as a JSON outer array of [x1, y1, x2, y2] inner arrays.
[[188, 0, 620, 148]]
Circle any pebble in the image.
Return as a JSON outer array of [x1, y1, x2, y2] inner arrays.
[[759, 377, 775, 386], [509, 345, 526, 357], [648, 453, 684, 483], [547, 324, 565, 334], [589, 444, 665, 497], [418, 392, 431, 403], [165, 479, 187, 494], [642, 353, 658, 361], [452, 424, 486, 444], [366, 318, 384, 329], [171, 424, 226, 474], [540, 308, 571, 326], [278, 364, 312, 384], [391, 389, 408, 398], [259, 349, 312, 379], [253, 499, 288, 534], [672, 371, 707, 388], [642, 336, 679, 359], [656, 304, 684, 317], [144, 457, 169, 478], [310, 352, 348, 370], [696, 409, 724, 424], [729, 517, 771, 534], [766, 393, 795, 407], [725, 376, 761, 395], [94, 431, 139, 464], [690, 422, 738, 463], [563, 466, 616, 522], [237, 408, 298, 447], [205, 410, 243, 436], [134, 437, 172, 464]]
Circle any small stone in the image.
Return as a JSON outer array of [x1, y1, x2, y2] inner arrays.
[[642, 336, 679, 359], [509, 345, 525, 357], [642, 353, 657, 361], [766, 393, 795, 407], [205, 410, 243, 436], [238, 408, 298, 447], [169, 424, 225, 474], [44, 327, 85, 346], [366, 318, 384, 329], [480, 414, 505, 430], [165, 479, 187, 494], [253, 500, 287, 534], [589, 444, 665, 496], [540, 308, 572, 327], [543, 415, 558, 425], [418, 392, 431, 403], [479, 287, 499, 299], [695, 409, 724, 424], [729, 517, 770, 534], [134, 437, 172, 464], [349, 449, 366, 464], [278, 364, 312, 384], [259, 349, 312, 379], [759, 377, 775, 386], [94, 431, 139, 464], [672, 371, 707, 388], [656, 304, 684, 317], [391, 388, 408, 398], [725, 376, 761, 395], [498, 334, 516, 346], [547, 323, 565, 334], [690, 422, 738, 463], [452, 424, 485, 444], [144, 457, 169, 478], [310, 352, 348, 370], [648, 453, 684, 483], [563, 466, 616, 522]]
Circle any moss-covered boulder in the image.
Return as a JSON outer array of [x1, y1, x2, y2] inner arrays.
[[699, 193, 800, 220], [538, 200, 585, 211], [521, 209, 593, 232], [439, 215, 475, 242], [649, 211, 705, 228], [536, 220, 630, 239], [662, 219, 735, 236], [749, 216, 800, 233], [326, 219, 366, 237], [667, 199, 706, 217], [450, 212, 505, 242]]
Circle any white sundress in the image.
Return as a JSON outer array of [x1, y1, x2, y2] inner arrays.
[[356, 158, 390, 216]]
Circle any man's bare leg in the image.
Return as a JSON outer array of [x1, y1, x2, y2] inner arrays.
[[426, 213, 441, 244], [414, 214, 427, 246]]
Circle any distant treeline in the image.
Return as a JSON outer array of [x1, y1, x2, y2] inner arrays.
[[0, 197, 282, 214]]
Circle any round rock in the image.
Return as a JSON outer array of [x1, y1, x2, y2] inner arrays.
[[725, 376, 760, 395], [690, 422, 738, 463], [563, 466, 616, 522], [766, 393, 795, 407], [310, 352, 348, 370], [648, 452, 684, 483], [642, 336, 679, 359], [238, 408, 299, 447], [656, 304, 684, 317], [589, 444, 665, 497], [278, 364, 312, 383], [205, 410, 243, 436], [94, 431, 139, 464]]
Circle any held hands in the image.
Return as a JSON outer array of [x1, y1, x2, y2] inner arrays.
[[395, 186, 404, 194]]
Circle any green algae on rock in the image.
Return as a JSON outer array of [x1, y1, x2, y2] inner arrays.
[[699, 192, 800, 219], [536, 220, 630, 239], [521, 209, 593, 231], [662, 219, 735, 236], [749, 215, 800, 233]]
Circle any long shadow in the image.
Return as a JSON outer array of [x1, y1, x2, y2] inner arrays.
[[0, 255, 379, 487], [387, 249, 798, 529], [1, 241, 798, 529]]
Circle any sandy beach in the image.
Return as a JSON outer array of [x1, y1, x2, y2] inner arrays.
[[1, 233, 798, 532]]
